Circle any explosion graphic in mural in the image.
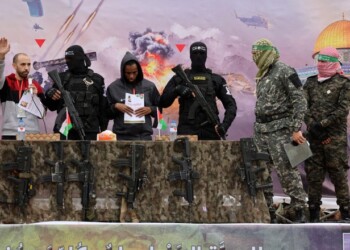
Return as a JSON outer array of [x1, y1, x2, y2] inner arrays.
[[129, 28, 175, 88]]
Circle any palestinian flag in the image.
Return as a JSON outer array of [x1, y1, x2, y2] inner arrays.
[[157, 108, 167, 130], [59, 109, 73, 137]]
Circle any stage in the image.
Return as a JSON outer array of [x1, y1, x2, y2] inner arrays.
[[0, 140, 347, 249], [1, 222, 350, 249]]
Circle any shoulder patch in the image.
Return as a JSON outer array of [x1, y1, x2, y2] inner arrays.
[[288, 73, 302, 88]]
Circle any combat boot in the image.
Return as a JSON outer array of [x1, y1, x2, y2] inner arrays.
[[309, 205, 320, 223], [340, 206, 350, 221], [294, 208, 306, 223]]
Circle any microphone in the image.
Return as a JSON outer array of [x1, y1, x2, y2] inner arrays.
[[28, 78, 33, 94]]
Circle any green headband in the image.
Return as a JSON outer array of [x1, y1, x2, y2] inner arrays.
[[318, 54, 339, 62], [252, 45, 275, 51]]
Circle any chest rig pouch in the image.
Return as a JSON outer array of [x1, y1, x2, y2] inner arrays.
[[62, 70, 100, 117], [185, 70, 218, 124]]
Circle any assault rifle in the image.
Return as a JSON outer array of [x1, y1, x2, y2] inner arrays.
[[0, 146, 35, 212], [37, 141, 66, 211], [113, 143, 146, 209], [172, 64, 226, 140], [239, 138, 272, 201], [67, 141, 95, 220], [48, 69, 85, 140], [168, 137, 199, 222]]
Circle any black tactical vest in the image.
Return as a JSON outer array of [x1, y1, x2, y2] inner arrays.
[[184, 69, 219, 124], [62, 70, 101, 131]]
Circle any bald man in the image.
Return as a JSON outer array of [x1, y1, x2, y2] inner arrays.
[[0, 47, 46, 139]]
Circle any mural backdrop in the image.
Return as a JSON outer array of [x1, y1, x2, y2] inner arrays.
[[1, 0, 350, 197]]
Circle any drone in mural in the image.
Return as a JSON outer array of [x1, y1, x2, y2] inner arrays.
[[234, 11, 269, 29], [33, 23, 44, 32]]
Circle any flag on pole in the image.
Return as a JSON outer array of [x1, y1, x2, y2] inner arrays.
[[157, 108, 167, 130], [59, 108, 73, 137]]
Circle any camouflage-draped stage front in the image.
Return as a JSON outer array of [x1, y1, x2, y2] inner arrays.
[[0, 140, 269, 223]]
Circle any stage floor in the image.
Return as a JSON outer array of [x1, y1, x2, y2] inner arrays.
[[1, 221, 350, 250]]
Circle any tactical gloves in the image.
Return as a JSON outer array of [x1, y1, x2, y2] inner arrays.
[[175, 85, 192, 97], [46, 87, 58, 99], [216, 123, 227, 139]]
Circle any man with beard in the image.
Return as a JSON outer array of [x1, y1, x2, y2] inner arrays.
[[159, 41, 236, 140], [252, 38, 307, 223], [106, 51, 160, 140], [45, 45, 108, 140], [303, 47, 350, 222], [0, 38, 47, 139]]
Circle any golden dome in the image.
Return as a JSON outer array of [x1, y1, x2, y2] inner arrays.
[[313, 19, 350, 57]]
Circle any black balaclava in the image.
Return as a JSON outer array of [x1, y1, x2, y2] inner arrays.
[[190, 41, 207, 72], [65, 45, 91, 74]]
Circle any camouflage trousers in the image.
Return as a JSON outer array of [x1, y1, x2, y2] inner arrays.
[[254, 127, 307, 209], [305, 136, 350, 207]]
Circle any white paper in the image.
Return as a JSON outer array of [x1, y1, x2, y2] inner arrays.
[[18, 90, 45, 118], [124, 93, 145, 123]]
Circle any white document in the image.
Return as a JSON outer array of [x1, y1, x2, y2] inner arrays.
[[18, 90, 45, 118], [124, 93, 145, 123]]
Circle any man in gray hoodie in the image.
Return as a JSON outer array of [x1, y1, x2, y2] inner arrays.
[[106, 51, 160, 140]]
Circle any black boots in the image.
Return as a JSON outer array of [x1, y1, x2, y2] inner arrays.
[[309, 205, 320, 223]]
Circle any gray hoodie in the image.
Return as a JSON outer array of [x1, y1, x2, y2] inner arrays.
[[106, 52, 160, 140]]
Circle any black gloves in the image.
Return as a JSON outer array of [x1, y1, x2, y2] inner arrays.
[[216, 123, 227, 139], [46, 87, 58, 99], [175, 85, 192, 97], [308, 121, 329, 141]]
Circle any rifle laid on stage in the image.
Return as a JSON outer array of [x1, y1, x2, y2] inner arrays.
[[168, 137, 199, 222], [48, 69, 85, 140], [239, 138, 272, 201], [0, 145, 35, 213], [172, 64, 226, 140], [37, 141, 67, 212], [113, 143, 146, 209], [67, 141, 96, 220]]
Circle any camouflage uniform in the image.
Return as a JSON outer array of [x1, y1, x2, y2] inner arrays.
[[254, 61, 307, 211], [303, 74, 350, 210]]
